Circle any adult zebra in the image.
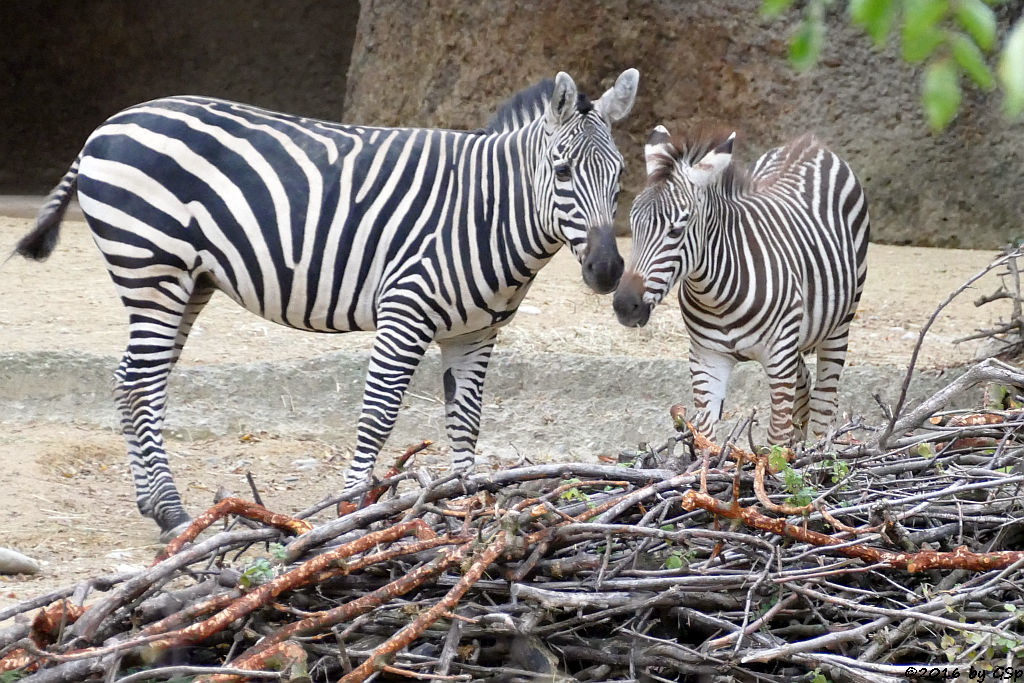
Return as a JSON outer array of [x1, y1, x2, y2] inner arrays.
[[613, 126, 869, 444], [15, 69, 639, 538]]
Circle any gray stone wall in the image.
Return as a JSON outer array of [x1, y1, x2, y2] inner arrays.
[[343, 0, 1024, 248]]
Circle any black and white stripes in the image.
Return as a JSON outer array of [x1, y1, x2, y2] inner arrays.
[[614, 126, 869, 444], [16, 69, 638, 537]]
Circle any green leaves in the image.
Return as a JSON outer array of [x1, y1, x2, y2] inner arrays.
[[998, 18, 1024, 116], [761, 0, 1024, 130], [790, 13, 827, 70], [664, 552, 685, 570], [954, 0, 997, 51], [902, 0, 949, 62], [768, 0, 831, 71], [922, 57, 962, 129], [951, 32, 995, 89], [851, 0, 898, 45], [761, 0, 795, 18]]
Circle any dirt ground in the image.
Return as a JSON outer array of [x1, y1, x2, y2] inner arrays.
[[0, 214, 1011, 613]]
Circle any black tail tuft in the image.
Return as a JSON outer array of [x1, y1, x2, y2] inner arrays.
[[14, 158, 80, 261], [15, 209, 63, 260]]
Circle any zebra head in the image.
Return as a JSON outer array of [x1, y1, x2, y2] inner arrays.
[[613, 125, 735, 327], [535, 69, 638, 294]]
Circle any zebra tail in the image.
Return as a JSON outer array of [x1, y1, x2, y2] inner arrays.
[[15, 157, 80, 261]]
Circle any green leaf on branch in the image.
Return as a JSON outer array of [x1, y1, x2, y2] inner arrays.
[[923, 57, 962, 129], [954, 0, 997, 51], [951, 32, 995, 90], [902, 0, 949, 63], [850, 0, 897, 46], [998, 18, 1024, 117], [761, 0, 795, 18], [790, 15, 825, 70]]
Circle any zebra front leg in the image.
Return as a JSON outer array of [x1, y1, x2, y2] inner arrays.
[[792, 356, 811, 441], [344, 317, 435, 493], [438, 329, 498, 473], [808, 326, 851, 437], [763, 343, 804, 446], [688, 345, 736, 440]]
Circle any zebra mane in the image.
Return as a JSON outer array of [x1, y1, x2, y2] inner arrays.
[[668, 125, 751, 194], [651, 127, 824, 196], [484, 79, 594, 133]]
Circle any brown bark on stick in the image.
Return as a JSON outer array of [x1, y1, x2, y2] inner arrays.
[[140, 591, 242, 636], [0, 601, 86, 673], [197, 641, 307, 683], [147, 519, 436, 651], [158, 498, 313, 563], [681, 490, 1024, 572], [222, 538, 476, 678], [29, 601, 85, 647], [339, 529, 511, 683], [338, 440, 433, 516]]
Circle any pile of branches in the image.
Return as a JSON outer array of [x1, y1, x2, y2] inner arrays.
[[2, 358, 1024, 683], [959, 244, 1024, 360]]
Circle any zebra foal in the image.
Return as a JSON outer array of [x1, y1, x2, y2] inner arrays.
[[14, 69, 639, 538], [614, 126, 869, 445]]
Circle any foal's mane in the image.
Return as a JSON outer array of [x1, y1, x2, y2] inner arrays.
[[649, 125, 821, 194]]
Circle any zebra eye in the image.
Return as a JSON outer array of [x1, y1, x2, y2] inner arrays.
[[554, 163, 572, 182], [668, 222, 686, 239]]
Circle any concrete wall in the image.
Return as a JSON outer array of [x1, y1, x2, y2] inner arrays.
[[0, 350, 973, 459], [0, 0, 359, 191]]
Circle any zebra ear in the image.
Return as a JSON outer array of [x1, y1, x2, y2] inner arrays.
[[596, 68, 639, 124], [546, 72, 578, 128], [687, 132, 735, 188], [645, 125, 675, 177]]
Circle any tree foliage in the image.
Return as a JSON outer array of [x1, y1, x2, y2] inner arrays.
[[761, 0, 1024, 129]]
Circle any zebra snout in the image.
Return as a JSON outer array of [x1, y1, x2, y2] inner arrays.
[[583, 254, 624, 294], [612, 275, 650, 327], [582, 226, 624, 294]]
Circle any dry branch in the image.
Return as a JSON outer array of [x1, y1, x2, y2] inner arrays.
[[157, 497, 313, 562]]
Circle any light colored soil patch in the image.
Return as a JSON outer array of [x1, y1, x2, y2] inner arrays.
[[0, 425, 369, 612]]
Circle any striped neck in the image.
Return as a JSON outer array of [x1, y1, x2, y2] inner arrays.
[[470, 119, 564, 283]]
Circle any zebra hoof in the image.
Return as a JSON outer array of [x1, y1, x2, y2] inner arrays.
[[158, 519, 193, 545]]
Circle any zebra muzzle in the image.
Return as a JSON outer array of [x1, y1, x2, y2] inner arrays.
[[581, 225, 624, 294], [612, 273, 651, 327]]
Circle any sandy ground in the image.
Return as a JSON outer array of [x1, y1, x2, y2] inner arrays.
[[0, 213, 1011, 613]]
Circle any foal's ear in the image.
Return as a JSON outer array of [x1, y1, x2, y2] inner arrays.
[[687, 133, 735, 188], [644, 125, 676, 177], [545, 72, 579, 129]]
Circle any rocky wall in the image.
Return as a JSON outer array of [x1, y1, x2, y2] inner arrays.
[[343, 0, 1024, 248]]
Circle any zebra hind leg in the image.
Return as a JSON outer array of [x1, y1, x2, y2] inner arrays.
[[439, 329, 498, 473], [116, 280, 215, 539]]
